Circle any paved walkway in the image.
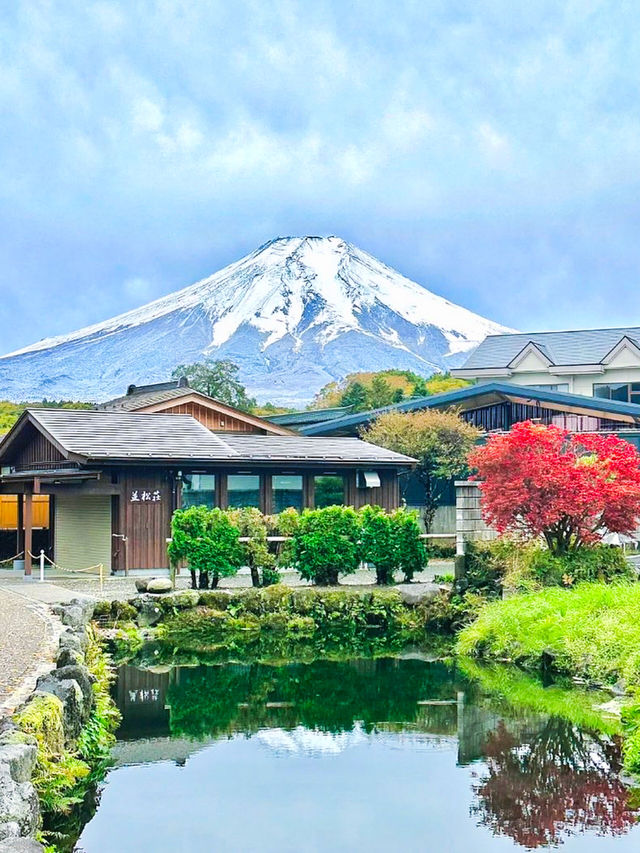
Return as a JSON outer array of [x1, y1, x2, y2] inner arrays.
[[0, 586, 57, 713]]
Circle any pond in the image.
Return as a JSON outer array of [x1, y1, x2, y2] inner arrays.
[[74, 657, 640, 852]]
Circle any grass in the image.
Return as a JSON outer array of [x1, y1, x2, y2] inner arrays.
[[457, 581, 640, 775], [457, 581, 640, 686]]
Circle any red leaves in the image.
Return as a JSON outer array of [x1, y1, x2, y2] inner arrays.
[[469, 422, 640, 551]]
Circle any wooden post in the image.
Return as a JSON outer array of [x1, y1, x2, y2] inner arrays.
[[16, 494, 24, 556], [24, 491, 33, 577]]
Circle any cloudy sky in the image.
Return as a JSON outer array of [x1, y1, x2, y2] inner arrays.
[[1, 0, 639, 354]]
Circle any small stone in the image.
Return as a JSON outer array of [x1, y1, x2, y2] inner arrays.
[[396, 585, 441, 606], [146, 578, 173, 594], [134, 578, 149, 593]]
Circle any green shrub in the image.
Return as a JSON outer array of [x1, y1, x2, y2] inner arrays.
[[287, 505, 361, 585], [227, 506, 279, 587], [359, 505, 396, 584], [169, 505, 243, 588], [457, 539, 506, 597], [389, 506, 428, 582], [525, 544, 633, 587]]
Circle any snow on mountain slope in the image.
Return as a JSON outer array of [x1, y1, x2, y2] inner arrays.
[[0, 236, 512, 405]]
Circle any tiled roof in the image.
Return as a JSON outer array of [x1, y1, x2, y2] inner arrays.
[[266, 407, 354, 427], [461, 326, 640, 369], [298, 381, 640, 435], [97, 386, 195, 411], [0, 409, 414, 466]]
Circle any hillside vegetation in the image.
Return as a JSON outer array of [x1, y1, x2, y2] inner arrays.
[[311, 370, 470, 412], [0, 400, 92, 435]]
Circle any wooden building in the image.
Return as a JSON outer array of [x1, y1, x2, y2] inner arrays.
[[0, 409, 413, 575]]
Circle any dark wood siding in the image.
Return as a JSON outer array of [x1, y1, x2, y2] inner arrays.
[[354, 469, 399, 510], [118, 469, 174, 570], [13, 427, 65, 471]]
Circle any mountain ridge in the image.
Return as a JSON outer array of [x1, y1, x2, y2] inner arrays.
[[0, 236, 512, 405]]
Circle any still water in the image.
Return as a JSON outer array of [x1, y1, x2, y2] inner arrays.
[[76, 658, 640, 852]]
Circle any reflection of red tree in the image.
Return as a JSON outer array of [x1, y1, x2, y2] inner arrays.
[[472, 720, 638, 848]]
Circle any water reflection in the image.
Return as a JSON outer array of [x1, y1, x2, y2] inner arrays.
[[100, 659, 640, 851], [472, 719, 637, 848]]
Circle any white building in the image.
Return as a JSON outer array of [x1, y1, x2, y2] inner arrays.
[[451, 327, 640, 404]]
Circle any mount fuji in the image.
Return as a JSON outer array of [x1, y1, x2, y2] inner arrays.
[[0, 236, 511, 406]]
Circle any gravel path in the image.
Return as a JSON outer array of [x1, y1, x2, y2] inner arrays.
[[0, 587, 52, 710]]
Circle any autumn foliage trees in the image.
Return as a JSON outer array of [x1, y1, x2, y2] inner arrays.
[[469, 421, 640, 555]]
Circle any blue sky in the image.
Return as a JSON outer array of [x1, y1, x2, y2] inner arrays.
[[1, 0, 639, 354]]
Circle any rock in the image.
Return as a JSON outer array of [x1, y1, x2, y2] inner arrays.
[[0, 741, 37, 785], [56, 647, 84, 669], [146, 578, 173, 594], [33, 679, 84, 741], [58, 630, 83, 655], [0, 750, 40, 843], [396, 585, 441, 606], [163, 589, 199, 609], [0, 838, 45, 852], [51, 667, 94, 717], [135, 578, 149, 593], [136, 596, 164, 628], [59, 605, 85, 629]]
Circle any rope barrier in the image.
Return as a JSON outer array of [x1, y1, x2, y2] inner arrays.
[[27, 551, 104, 592], [0, 551, 24, 566]]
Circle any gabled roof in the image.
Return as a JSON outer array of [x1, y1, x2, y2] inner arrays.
[[507, 341, 554, 368], [0, 409, 414, 467], [298, 381, 640, 435], [457, 326, 640, 371], [98, 384, 292, 435]]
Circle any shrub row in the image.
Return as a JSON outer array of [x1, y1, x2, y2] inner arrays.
[[168, 504, 428, 588]]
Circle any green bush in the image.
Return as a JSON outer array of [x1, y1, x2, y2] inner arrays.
[[359, 505, 396, 584], [287, 505, 361, 585], [459, 539, 634, 595], [389, 506, 428, 582], [526, 544, 633, 587], [169, 505, 243, 588], [227, 506, 279, 587]]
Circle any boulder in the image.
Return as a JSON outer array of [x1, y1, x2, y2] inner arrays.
[[0, 746, 40, 843], [0, 839, 44, 852], [134, 577, 149, 593], [136, 596, 164, 628], [56, 647, 84, 669], [58, 630, 83, 655], [51, 666, 94, 716], [396, 584, 441, 606], [0, 739, 37, 785], [163, 589, 200, 609], [33, 679, 84, 740], [146, 578, 173, 594]]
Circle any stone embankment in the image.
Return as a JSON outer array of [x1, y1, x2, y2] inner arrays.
[[0, 599, 96, 851]]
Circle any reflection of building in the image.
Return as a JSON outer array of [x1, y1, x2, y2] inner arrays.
[[115, 666, 172, 739]]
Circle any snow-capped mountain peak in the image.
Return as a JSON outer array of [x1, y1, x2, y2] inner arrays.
[[0, 236, 512, 405]]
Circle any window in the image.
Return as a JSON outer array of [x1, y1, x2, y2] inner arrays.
[[313, 475, 344, 508], [357, 470, 381, 488], [181, 474, 216, 509], [272, 475, 303, 513], [227, 474, 261, 509], [593, 382, 640, 404], [526, 383, 569, 392]]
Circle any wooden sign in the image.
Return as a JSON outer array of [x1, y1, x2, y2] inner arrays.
[[130, 489, 162, 503]]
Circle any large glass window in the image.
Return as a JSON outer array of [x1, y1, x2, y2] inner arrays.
[[272, 475, 303, 513], [227, 475, 261, 509], [313, 475, 344, 508], [593, 382, 640, 404], [181, 474, 216, 509]]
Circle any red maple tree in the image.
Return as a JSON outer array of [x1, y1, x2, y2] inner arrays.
[[469, 421, 640, 554]]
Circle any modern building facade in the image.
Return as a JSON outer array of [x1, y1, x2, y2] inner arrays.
[[450, 327, 640, 403]]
